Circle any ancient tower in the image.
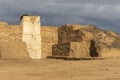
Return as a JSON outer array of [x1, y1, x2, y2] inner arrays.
[[21, 16, 42, 59]]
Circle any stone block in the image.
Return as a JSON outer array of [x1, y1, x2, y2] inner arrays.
[[69, 42, 90, 57], [52, 42, 90, 58], [52, 43, 70, 56], [58, 24, 91, 44]]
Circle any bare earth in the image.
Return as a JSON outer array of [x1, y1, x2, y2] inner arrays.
[[0, 58, 120, 80]]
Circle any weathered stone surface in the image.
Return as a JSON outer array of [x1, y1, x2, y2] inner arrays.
[[41, 26, 58, 43], [54, 24, 120, 58], [21, 16, 42, 59], [0, 17, 120, 59], [41, 26, 58, 58], [58, 24, 83, 43], [0, 41, 30, 59], [41, 42, 57, 58], [0, 25, 22, 42], [0, 22, 58, 59], [70, 42, 90, 57], [100, 48, 120, 58], [52, 41, 90, 58], [52, 43, 70, 56], [93, 41, 120, 58], [58, 24, 93, 44]]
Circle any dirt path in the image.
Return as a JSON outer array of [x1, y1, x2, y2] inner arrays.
[[0, 58, 120, 80]]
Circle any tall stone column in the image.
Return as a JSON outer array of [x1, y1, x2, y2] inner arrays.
[[21, 16, 42, 59]]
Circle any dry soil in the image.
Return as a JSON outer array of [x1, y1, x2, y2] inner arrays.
[[0, 58, 120, 80]]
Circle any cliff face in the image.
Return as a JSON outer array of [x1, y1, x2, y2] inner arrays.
[[53, 24, 120, 58]]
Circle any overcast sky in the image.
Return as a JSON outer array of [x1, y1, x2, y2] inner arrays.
[[0, 0, 120, 33]]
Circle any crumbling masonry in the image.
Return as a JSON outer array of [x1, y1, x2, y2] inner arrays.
[[0, 16, 120, 59]]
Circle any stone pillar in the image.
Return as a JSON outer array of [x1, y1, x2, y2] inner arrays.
[[21, 16, 42, 59]]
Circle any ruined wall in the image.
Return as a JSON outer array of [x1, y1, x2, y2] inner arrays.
[[0, 21, 120, 59], [53, 24, 91, 58], [0, 41, 30, 59], [53, 24, 120, 58], [0, 23, 22, 42], [52, 43, 70, 56], [0, 22, 29, 59], [58, 24, 86, 44], [41, 26, 58, 58], [52, 42, 90, 58], [0, 22, 58, 59]]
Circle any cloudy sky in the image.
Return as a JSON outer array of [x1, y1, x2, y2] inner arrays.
[[0, 0, 120, 33]]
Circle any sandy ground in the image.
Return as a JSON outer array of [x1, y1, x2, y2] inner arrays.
[[0, 58, 120, 80]]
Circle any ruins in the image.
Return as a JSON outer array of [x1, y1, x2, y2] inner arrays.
[[0, 16, 120, 59], [21, 16, 42, 59]]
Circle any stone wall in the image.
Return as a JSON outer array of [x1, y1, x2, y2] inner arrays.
[[53, 24, 120, 58], [93, 41, 120, 58], [41, 26, 58, 58], [1, 20, 120, 59], [52, 42, 90, 58], [52, 43, 70, 56], [0, 41, 30, 59], [0, 22, 58, 59], [0, 23, 22, 42]]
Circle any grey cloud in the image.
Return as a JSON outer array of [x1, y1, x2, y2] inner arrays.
[[0, 0, 119, 33], [56, 0, 120, 5]]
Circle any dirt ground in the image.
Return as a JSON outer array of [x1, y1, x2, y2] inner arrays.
[[0, 58, 120, 80]]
